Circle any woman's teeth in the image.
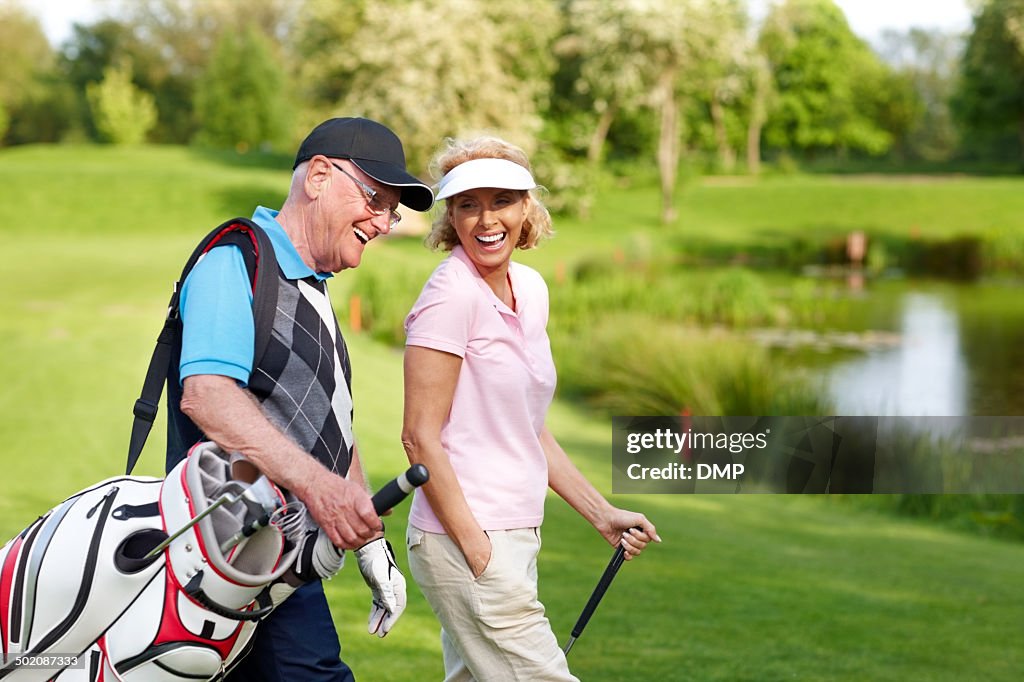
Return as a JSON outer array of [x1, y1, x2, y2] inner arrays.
[[476, 233, 505, 244]]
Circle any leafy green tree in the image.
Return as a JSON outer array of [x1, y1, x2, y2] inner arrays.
[[952, 0, 1024, 162], [759, 0, 898, 158], [59, 19, 167, 141], [879, 28, 961, 162], [292, 0, 366, 108], [86, 59, 158, 144], [77, 0, 300, 143], [194, 24, 290, 151], [0, 1, 55, 144], [686, 0, 751, 173]]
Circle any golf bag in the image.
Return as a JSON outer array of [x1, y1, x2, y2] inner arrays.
[[0, 442, 328, 681]]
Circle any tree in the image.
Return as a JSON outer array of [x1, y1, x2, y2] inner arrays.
[[952, 0, 1024, 162], [878, 28, 962, 162], [688, 0, 751, 173], [294, 0, 560, 174], [562, 0, 750, 222], [745, 53, 775, 174], [59, 19, 166, 141], [87, 59, 158, 144], [0, 1, 55, 144], [555, 1, 654, 167], [759, 0, 898, 158], [85, 0, 300, 143], [194, 24, 290, 151]]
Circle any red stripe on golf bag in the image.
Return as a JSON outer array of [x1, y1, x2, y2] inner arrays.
[[0, 536, 24, 663], [153, 569, 244, 659]]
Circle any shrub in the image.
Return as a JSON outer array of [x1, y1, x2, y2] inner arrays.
[[552, 315, 829, 416], [349, 260, 436, 346], [86, 59, 156, 145]]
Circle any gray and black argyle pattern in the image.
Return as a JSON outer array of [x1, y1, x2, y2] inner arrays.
[[248, 274, 354, 476]]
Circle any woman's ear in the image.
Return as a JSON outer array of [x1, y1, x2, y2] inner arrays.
[[521, 191, 532, 211]]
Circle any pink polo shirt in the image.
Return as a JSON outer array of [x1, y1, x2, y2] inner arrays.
[[404, 246, 557, 533]]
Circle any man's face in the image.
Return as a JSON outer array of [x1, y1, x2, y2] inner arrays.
[[309, 159, 400, 273]]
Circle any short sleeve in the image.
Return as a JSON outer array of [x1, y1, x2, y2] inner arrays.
[[179, 245, 255, 385], [404, 264, 477, 358]]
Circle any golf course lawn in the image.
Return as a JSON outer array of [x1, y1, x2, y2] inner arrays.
[[1, 145, 1021, 680]]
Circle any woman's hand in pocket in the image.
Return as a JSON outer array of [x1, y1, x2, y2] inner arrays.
[[462, 531, 492, 579]]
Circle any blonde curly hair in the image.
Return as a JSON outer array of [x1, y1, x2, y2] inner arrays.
[[425, 136, 554, 251]]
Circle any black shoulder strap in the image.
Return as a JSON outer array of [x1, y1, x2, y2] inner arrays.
[[126, 218, 278, 474]]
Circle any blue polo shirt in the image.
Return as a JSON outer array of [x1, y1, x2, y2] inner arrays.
[[178, 206, 331, 386]]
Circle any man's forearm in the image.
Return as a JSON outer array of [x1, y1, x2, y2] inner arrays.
[[180, 373, 381, 548], [179, 374, 322, 497]]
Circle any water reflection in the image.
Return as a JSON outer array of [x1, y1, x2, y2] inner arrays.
[[828, 294, 968, 416]]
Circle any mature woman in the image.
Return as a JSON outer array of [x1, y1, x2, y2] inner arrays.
[[401, 136, 659, 681]]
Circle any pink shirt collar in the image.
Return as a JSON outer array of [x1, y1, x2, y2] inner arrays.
[[450, 244, 523, 316]]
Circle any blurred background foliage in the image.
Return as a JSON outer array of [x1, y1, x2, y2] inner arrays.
[[1, 0, 1023, 211]]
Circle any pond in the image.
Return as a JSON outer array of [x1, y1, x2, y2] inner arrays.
[[766, 279, 1024, 417]]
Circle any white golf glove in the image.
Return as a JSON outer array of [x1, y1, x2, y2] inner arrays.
[[355, 537, 406, 637], [295, 528, 346, 582]]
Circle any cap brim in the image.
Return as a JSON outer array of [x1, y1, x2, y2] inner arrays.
[[352, 159, 434, 211], [434, 158, 537, 201]]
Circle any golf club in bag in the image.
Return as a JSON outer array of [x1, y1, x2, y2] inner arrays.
[[0, 442, 427, 681]]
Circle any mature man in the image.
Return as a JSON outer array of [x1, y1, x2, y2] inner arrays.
[[169, 118, 433, 681]]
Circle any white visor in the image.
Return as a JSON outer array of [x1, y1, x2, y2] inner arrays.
[[435, 158, 537, 200]]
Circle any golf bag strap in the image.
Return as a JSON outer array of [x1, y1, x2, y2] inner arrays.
[[183, 571, 275, 622], [126, 218, 278, 474]]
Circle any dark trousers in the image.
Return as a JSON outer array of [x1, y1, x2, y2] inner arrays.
[[227, 580, 355, 682]]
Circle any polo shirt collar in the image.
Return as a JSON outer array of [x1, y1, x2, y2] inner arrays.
[[252, 206, 332, 282], [451, 245, 521, 316]]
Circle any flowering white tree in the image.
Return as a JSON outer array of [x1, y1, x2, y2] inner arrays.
[[297, 0, 560, 175], [563, 0, 749, 222]]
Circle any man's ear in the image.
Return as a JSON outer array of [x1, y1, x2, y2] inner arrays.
[[304, 156, 332, 200]]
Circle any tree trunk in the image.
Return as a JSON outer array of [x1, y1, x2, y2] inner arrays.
[[587, 102, 617, 166], [746, 56, 771, 176], [656, 68, 679, 224], [710, 94, 736, 172], [746, 119, 762, 176], [1019, 111, 1024, 166]]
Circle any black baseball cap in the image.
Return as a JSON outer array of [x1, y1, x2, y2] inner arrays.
[[294, 117, 434, 211]]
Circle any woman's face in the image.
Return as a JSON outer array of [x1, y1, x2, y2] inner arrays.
[[448, 186, 529, 278]]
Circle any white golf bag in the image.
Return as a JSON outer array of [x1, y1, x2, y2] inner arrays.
[[0, 442, 335, 681]]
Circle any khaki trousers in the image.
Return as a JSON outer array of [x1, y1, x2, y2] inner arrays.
[[407, 525, 579, 682]]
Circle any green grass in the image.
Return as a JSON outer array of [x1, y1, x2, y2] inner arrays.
[[1, 145, 1022, 680]]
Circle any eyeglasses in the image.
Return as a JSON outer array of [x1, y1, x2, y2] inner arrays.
[[331, 162, 402, 228]]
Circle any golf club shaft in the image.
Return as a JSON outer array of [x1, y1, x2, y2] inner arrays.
[[563, 543, 627, 656]]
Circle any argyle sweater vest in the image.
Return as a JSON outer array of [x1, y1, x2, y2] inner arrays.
[[245, 275, 354, 476]]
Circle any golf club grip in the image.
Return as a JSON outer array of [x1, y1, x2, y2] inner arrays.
[[570, 544, 627, 639], [371, 464, 430, 515]]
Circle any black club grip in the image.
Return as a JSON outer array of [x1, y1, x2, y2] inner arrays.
[[370, 464, 430, 515]]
